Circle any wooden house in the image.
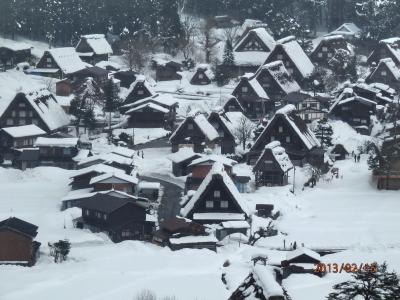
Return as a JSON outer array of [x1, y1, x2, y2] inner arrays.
[[0, 217, 40, 266], [185, 155, 236, 192], [77, 153, 134, 174], [122, 94, 178, 129], [232, 27, 276, 74], [229, 265, 284, 300], [169, 113, 219, 153], [89, 172, 138, 194], [56, 79, 73, 96], [122, 75, 156, 106], [71, 66, 109, 87], [330, 144, 349, 160], [208, 111, 236, 154], [0, 124, 45, 150], [153, 217, 217, 251], [33, 47, 87, 79], [281, 248, 322, 279], [365, 58, 400, 89], [328, 22, 361, 40], [253, 141, 293, 187], [264, 36, 314, 85], [367, 37, 400, 66], [34, 137, 79, 169], [190, 65, 214, 85], [181, 162, 249, 224], [222, 95, 244, 113], [0, 89, 70, 133], [248, 105, 321, 166], [153, 60, 182, 81], [112, 70, 137, 88], [79, 194, 155, 242], [310, 35, 354, 66], [254, 61, 301, 101], [69, 164, 126, 190], [75, 34, 113, 65], [232, 73, 271, 119], [0, 40, 32, 71], [329, 96, 376, 134], [167, 147, 202, 177], [285, 91, 331, 123], [11, 148, 40, 170]]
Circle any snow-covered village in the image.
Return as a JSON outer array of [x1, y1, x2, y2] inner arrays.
[[0, 0, 400, 299]]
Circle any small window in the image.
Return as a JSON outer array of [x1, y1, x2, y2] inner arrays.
[[241, 86, 248, 93], [381, 70, 387, 76], [221, 201, 229, 208], [278, 126, 283, 133], [286, 136, 291, 143], [138, 90, 144, 95], [18, 102, 26, 108], [353, 118, 360, 122], [103, 214, 107, 220], [46, 58, 52, 63], [322, 46, 328, 52], [32, 119, 39, 125], [271, 136, 275, 141], [6, 118, 14, 125], [219, 130, 225, 137], [85, 210, 90, 216], [327, 53, 333, 58], [63, 148, 71, 155], [277, 54, 283, 60], [198, 74, 204, 79], [287, 68, 293, 74], [11, 110, 16, 117], [188, 123, 194, 130], [19, 111, 26, 117], [317, 52, 323, 58], [361, 119, 367, 124], [28, 111, 33, 117], [206, 201, 214, 208], [214, 190, 221, 198], [19, 119, 26, 125]]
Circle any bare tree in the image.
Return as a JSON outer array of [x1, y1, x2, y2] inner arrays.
[[234, 116, 255, 150], [179, 16, 199, 60], [134, 290, 157, 300], [223, 26, 240, 46], [122, 39, 149, 72], [200, 18, 221, 63]]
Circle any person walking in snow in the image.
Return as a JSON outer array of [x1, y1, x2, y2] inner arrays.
[[141, 150, 144, 159], [357, 154, 361, 162]]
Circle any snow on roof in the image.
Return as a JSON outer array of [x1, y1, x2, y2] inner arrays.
[[188, 154, 236, 167], [89, 172, 138, 185], [196, 64, 215, 80], [219, 111, 254, 138], [80, 34, 113, 55], [273, 105, 320, 150], [286, 247, 321, 262], [274, 36, 314, 78], [111, 147, 136, 158], [121, 93, 178, 110], [221, 220, 250, 229], [193, 213, 246, 221], [247, 75, 269, 99], [35, 137, 78, 147], [181, 162, 249, 217], [70, 163, 125, 179], [170, 114, 219, 142], [95, 60, 120, 70], [167, 147, 201, 163], [380, 37, 400, 64], [235, 27, 275, 52], [331, 22, 361, 36], [253, 265, 284, 298], [0, 37, 32, 51], [138, 181, 160, 190], [125, 75, 156, 98], [45, 47, 87, 75], [370, 58, 400, 80], [257, 61, 300, 94], [24, 89, 70, 131], [329, 96, 376, 113], [254, 141, 293, 173], [77, 153, 133, 166], [169, 234, 218, 245], [1, 124, 45, 138], [126, 102, 169, 114], [72, 149, 91, 162], [232, 51, 270, 67]]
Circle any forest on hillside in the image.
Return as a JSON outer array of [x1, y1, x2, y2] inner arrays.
[[1, 0, 400, 49]]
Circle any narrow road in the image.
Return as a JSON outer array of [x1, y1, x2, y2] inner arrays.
[[139, 175, 183, 222], [133, 137, 170, 150]]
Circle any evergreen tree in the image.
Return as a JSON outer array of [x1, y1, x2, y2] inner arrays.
[[222, 39, 234, 66], [49, 240, 71, 263], [313, 118, 333, 148], [327, 262, 400, 300], [83, 107, 96, 134]]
